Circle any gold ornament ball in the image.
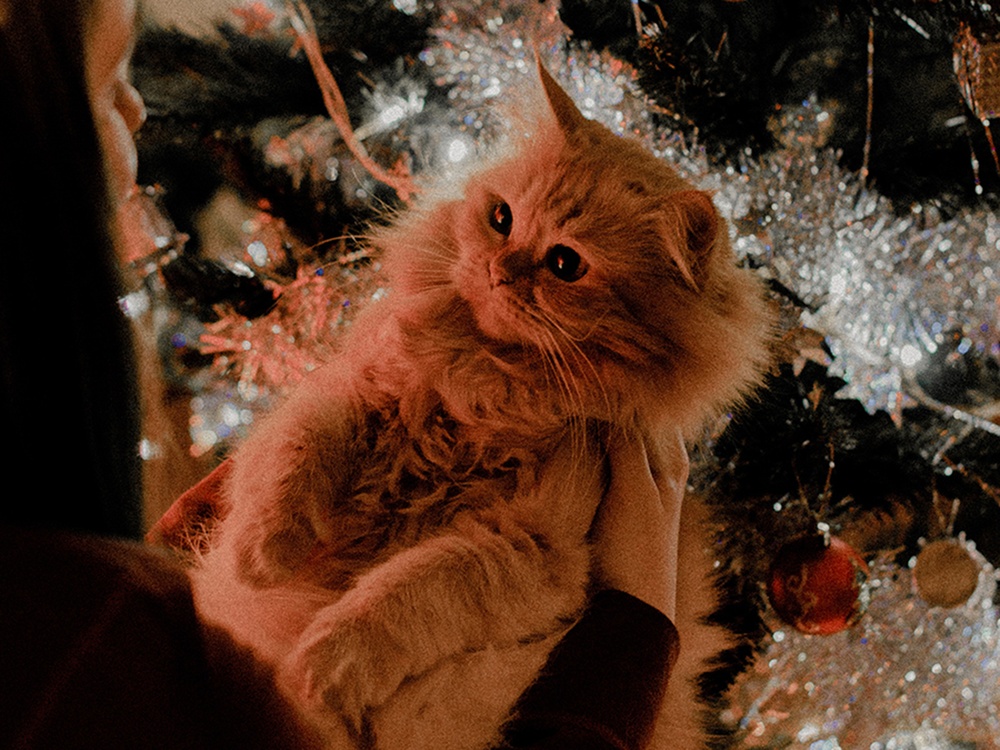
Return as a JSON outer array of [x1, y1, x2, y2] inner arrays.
[[913, 538, 980, 609]]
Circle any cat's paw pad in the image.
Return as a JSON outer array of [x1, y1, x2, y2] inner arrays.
[[281, 611, 412, 729]]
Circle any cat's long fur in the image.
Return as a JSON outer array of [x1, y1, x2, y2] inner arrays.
[[191, 61, 772, 749]]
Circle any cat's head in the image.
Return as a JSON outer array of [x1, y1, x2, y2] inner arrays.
[[378, 61, 773, 433]]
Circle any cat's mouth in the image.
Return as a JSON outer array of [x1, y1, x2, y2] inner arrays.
[[473, 277, 539, 345]]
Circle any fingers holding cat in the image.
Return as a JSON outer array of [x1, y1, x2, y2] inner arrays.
[[590, 427, 688, 620]]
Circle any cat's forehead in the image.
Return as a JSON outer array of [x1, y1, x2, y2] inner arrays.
[[483, 142, 676, 220], [460, 111, 700, 255], [480, 136, 642, 198]]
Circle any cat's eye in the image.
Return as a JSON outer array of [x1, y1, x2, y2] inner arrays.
[[545, 245, 588, 282], [489, 201, 513, 236]]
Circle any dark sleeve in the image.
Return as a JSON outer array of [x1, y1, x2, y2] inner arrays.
[[0, 526, 319, 750], [500, 589, 680, 750]]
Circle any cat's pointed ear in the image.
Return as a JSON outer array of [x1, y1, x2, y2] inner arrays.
[[535, 55, 589, 135], [664, 190, 719, 290]]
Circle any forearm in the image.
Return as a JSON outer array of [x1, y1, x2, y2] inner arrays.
[[501, 589, 680, 750]]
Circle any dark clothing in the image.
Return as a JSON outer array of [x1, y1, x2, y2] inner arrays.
[[1, 525, 677, 750], [503, 590, 679, 750], [0, 526, 319, 750]]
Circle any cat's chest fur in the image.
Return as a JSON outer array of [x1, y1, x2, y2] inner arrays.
[[288, 333, 577, 588], [347, 400, 559, 546]]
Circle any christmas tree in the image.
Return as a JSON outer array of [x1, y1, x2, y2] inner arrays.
[[130, 0, 1000, 746]]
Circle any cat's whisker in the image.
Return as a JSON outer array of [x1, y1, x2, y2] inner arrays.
[[422, 237, 457, 258], [528, 313, 585, 418], [404, 242, 458, 287], [374, 196, 401, 217], [407, 267, 449, 278], [304, 238, 355, 257], [526, 328, 565, 406], [570, 417, 596, 487], [548, 331, 595, 420], [537, 310, 613, 421], [407, 264, 452, 280], [409, 250, 453, 268], [537, 334, 590, 455], [534, 327, 581, 419], [576, 307, 614, 343], [552, 312, 603, 344], [537, 340, 598, 482], [530, 334, 561, 400], [415, 242, 461, 270]]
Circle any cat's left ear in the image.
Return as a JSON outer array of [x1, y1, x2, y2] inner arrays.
[[536, 55, 589, 136]]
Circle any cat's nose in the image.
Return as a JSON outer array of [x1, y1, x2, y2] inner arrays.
[[489, 249, 533, 287], [489, 260, 513, 286]]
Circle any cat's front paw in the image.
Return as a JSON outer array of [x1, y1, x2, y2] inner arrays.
[[281, 605, 413, 733]]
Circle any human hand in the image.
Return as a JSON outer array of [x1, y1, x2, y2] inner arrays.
[[589, 428, 689, 620]]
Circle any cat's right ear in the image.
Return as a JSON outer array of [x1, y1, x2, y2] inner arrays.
[[535, 55, 589, 136], [662, 190, 719, 290]]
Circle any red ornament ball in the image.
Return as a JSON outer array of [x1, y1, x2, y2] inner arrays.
[[767, 533, 870, 635]]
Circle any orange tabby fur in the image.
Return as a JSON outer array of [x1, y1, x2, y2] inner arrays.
[[190, 61, 772, 749]]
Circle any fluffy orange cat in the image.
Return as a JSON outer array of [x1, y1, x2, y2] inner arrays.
[[190, 61, 773, 749]]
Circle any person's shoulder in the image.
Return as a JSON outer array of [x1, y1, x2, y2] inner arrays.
[[0, 524, 192, 607]]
